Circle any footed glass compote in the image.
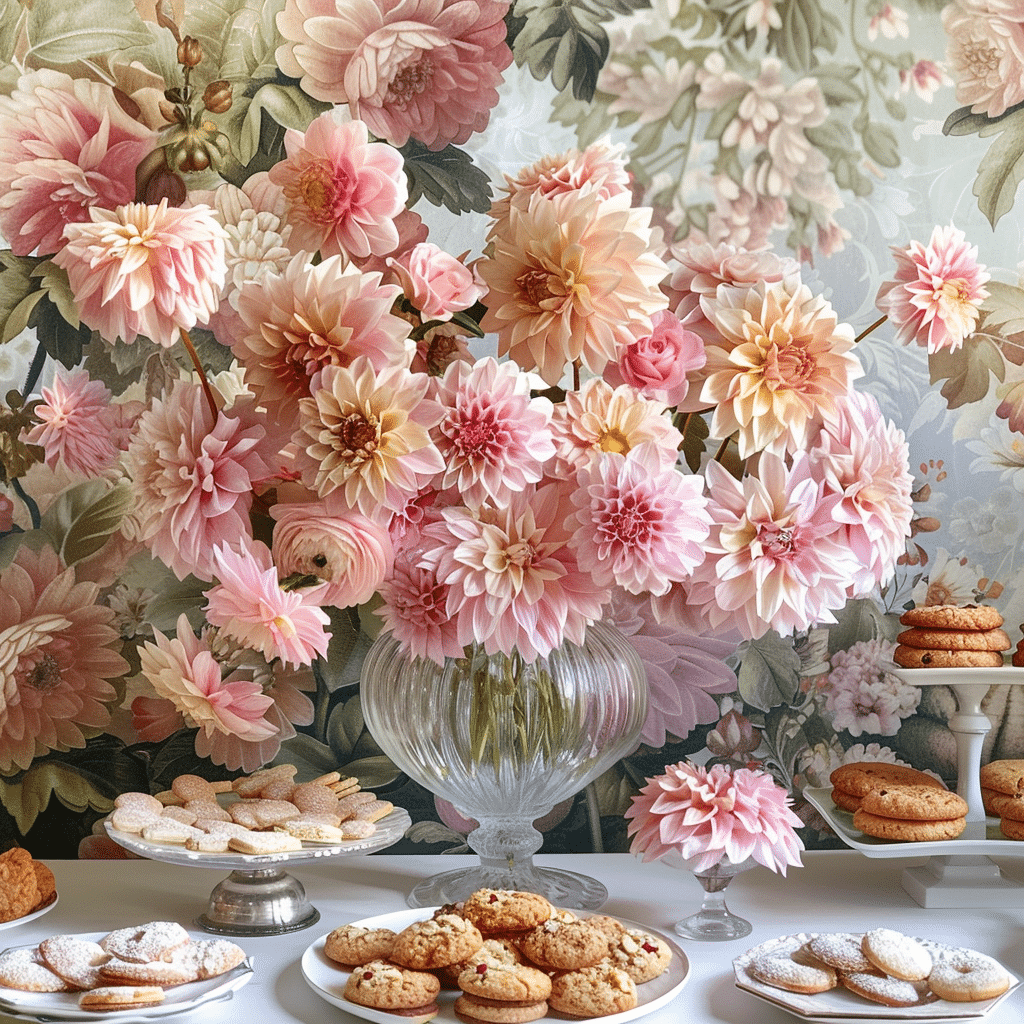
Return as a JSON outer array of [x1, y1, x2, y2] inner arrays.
[[674, 855, 753, 941]]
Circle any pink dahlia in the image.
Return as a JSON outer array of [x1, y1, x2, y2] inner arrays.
[[478, 189, 669, 386], [233, 252, 411, 433], [205, 541, 331, 669], [124, 382, 272, 582], [568, 443, 711, 596], [268, 114, 407, 259], [271, 497, 393, 608], [23, 369, 120, 476], [875, 225, 990, 354], [53, 200, 227, 348], [139, 613, 278, 746], [388, 242, 486, 321], [0, 546, 127, 772], [626, 761, 804, 874], [0, 69, 155, 257], [687, 454, 860, 640], [294, 358, 445, 517], [431, 357, 556, 508], [276, 0, 513, 150], [809, 389, 914, 598], [699, 276, 862, 459], [421, 482, 608, 660], [376, 552, 464, 664]]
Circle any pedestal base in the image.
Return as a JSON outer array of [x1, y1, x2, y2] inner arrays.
[[901, 855, 1024, 908], [197, 868, 321, 936], [407, 864, 608, 910]]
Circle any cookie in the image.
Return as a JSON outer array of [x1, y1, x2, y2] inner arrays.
[[109, 804, 160, 834], [278, 820, 346, 844], [0, 848, 40, 922], [97, 956, 197, 986], [337, 819, 377, 840], [999, 816, 1024, 840], [859, 785, 969, 821], [233, 764, 297, 798], [78, 985, 165, 1011], [840, 971, 932, 1007], [852, 809, 966, 842], [324, 925, 398, 966], [830, 762, 945, 799], [979, 759, 1024, 795], [100, 921, 190, 964], [343, 959, 441, 1012], [453, 992, 549, 1023], [390, 914, 484, 969], [0, 948, 71, 992], [31, 861, 57, 910], [897, 626, 1010, 651], [229, 798, 301, 830], [516, 918, 608, 970], [351, 799, 394, 823], [462, 890, 553, 934], [982, 786, 1004, 816], [140, 818, 203, 844], [747, 942, 837, 994], [171, 774, 217, 803], [38, 936, 111, 990], [113, 792, 164, 815], [290, 783, 339, 816], [457, 963, 552, 1002], [861, 928, 932, 981], [928, 951, 1011, 1001], [176, 938, 246, 979], [1014, 647, 1024, 667], [548, 965, 638, 1017], [604, 927, 673, 983], [893, 645, 1003, 668], [898, 604, 1004, 630], [830, 788, 863, 813], [228, 831, 303, 854], [807, 933, 874, 973]]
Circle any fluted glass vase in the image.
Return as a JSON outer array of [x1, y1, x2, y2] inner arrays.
[[360, 622, 647, 910]]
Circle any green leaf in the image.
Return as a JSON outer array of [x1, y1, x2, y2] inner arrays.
[[982, 281, 1024, 335], [861, 122, 900, 168], [736, 632, 801, 711], [679, 410, 709, 473], [277, 735, 339, 778], [0, 0, 23, 64], [24, 0, 154, 65], [325, 696, 367, 758], [27, 293, 91, 369], [39, 479, 132, 566], [944, 105, 997, 138], [32, 261, 79, 330], [929, 333, 1005, 408], [826, 599, 895, 656], [402, 140, 493, 214], [218, 0, 285, 80], [973, 121, 1024, 228], [228, 82, 328, 165], [0, 762, 113, 835], [772, 0, 820, 72], [811, 63, 862, 106], [0, 254, 44, 346]]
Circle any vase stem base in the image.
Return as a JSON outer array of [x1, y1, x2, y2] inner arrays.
[[673, 907, 752, 942], [407, 864, 608, 911]]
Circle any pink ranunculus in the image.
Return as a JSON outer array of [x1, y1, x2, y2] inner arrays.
[[53, 200, 227, 349], [276, 0, 513, 151], [875, 224, 990, 354], [268, 113, 407, 260], [603, 309, 706, 407], [388, 242, 486, 321], [625, 760, 804, 874], [0, 69, 155, 256], [271, 498, 393, 608]]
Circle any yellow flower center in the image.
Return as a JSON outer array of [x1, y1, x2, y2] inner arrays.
[[597, 427, 631, 455]]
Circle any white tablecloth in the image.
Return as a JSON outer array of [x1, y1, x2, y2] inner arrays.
[[5, 851, 1024, 1023]]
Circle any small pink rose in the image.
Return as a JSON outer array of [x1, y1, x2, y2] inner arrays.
[[389, 242, 486, 322], [605, 309, 706, 406]]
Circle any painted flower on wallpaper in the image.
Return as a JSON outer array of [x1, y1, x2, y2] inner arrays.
[[911, 546, 984, 607], [388, 242, 485, 321], [268, 114, 407, 259], [232, 253, 411, 432], [53, 200, 227, 349], [0, 546, 127, 772], [942, 1, 1024, 117], [869, 4, 909, 41], [0, 69, 155, 257], [275, 0, 513, 150], [376, 553, 463, 664], [875, 225, 990, 353], [825, 638, 920, 737], [478, 189, 669, 385], [968, 419, 1024, 492], [899, 60, 948, 102]]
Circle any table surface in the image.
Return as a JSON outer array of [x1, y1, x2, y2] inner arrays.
[[5, 851, 1024, 1023]]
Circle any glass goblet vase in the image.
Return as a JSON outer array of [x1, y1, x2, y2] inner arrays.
[[674, 855, 753, 942]]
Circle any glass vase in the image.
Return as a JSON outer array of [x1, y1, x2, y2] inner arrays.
[[359, 622, 647, 910], [674, 856, 753, 942]]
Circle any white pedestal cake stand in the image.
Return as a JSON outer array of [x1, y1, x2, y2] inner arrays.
[[806, 666, 1024, 908]]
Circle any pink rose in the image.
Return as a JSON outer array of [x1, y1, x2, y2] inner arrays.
[[604, 309, 706, 407], [388, 242, 486, 321]]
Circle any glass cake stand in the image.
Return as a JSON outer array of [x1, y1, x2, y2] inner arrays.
[[806, 664, 1024, 908], [104, 807, 411, 936]]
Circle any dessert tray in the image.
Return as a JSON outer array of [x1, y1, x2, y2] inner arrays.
[[300, 907, 690, 1024], [0, 933, 254, 1022], [0, 895, 57, 932], [733, 933, 1021, 1024], [104, 806, 411, 936]]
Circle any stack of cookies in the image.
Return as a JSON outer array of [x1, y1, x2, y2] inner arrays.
[[0, 847, 56, 923], [980, 759, 1024, 839], [894, 604, 1009, 669], [326, 888, 673, 1020]]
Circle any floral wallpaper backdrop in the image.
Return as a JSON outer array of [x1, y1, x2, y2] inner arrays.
[[1, 0, 1024, 859]]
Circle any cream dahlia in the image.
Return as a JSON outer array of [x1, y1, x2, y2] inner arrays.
[[0, 546, 127, 772]]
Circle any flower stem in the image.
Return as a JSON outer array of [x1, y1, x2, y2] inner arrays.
[[855, 314, 887, 344], [179, 328, 219, 420]]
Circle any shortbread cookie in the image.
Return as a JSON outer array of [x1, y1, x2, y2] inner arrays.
[[324, 925, 398, 966], [979, 759, 1024, 795], [893, 645, 1003, 668], [840, 971, 932, 1007], [185, 833, 233, 853], [38, 936, 111, 990], [78, 985, 165, 1011], [897, 626, 1010, 651], [604, 927, 673, 983], [160, 805, 199, 826], [830, 762, 945, 799], [352, 799, 394, 823], [516, 918, 608, 970], [462, 890, 552, 934], [233, 764, 297, 798], [171, 774, 217, 803], [928, 951, 1011, 1001], [390, 914, 484, 969], [898, 604, 1004, 630], [336, 791, 379, 818], [183, 799, 230, 822], [548, 965, 638, 1017], [290, 783, 339, 816], [140, 818, 203, 844], [0, 948, 71, 992], [337, 819, 377, 840], [228, 831, 302, 854], [177, 938, 246, 980], [100, 921, 190, 964], [113, 792, 164, 815], [278, 820, 346, 844], [258, 777, 297, 802], [807, 933, 874, 973], [859, 785, 969, 821], [862, 929, 932, 981], [852, 809, 966, 841], [98, 956, 196, 986], [343, 959, 441, 1012], [229, 798, 301, 830], [110, 804, 160, 834], [748, 944, 837, 994]]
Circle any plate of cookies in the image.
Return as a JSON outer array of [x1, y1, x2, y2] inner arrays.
[[733, 928, 1019, 1023], [301, 888, 689, 1024], [0, 849, 57, 931], [0, 921, 253, 1021]]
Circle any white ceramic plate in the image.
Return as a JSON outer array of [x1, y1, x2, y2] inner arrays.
[[889, 666, 1024, 688], [0, 931, 254, 1021], [104, 806, 411, 868], [0, 895, 57, 932], [733, 933, 1020, 1022], [301, 906, 690, 1024]]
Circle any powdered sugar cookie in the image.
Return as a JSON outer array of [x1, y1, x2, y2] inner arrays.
[[840, 971, 932, 1007], [78, 985, 165, 1011], [928, 951, 1011, 1001], [38, 936, 111, 990], [807, 933, 874, 973], [861, 928, 932, 981], [0, 948, 70, 993], [100, 921, 190, 964]]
